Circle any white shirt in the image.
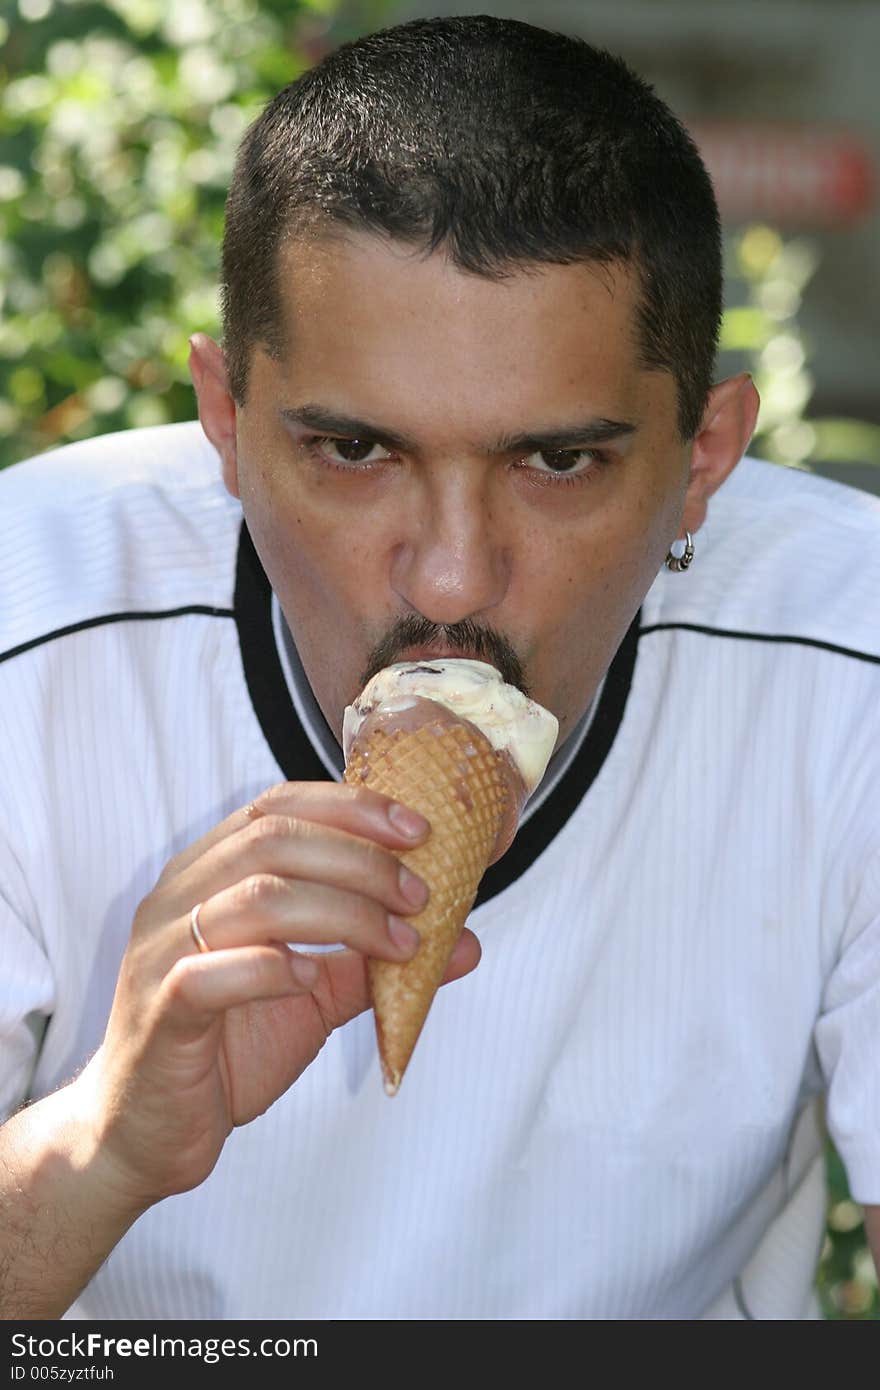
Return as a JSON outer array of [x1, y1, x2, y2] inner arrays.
[[1, 421, 878, 1319]]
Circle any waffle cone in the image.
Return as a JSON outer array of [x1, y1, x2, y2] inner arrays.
[[344, 710, 519, 1095]]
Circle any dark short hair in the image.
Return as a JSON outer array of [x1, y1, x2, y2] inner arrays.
[[220, 15, 722, 440]]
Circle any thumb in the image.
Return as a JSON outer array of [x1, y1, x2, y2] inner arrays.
[[306, 926, 482, 1034]]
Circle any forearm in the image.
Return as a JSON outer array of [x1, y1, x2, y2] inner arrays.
[[0, 1074, 148, 1319]]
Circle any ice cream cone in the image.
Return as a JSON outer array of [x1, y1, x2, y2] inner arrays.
[[344, 704, 522, 1095]]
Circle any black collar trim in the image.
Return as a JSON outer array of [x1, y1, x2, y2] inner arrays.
[[234, 522, 329, 784], [234, 521, 640, 906]]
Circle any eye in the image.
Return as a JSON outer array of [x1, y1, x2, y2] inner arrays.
[[306, 435, 393, 468], [522, 447, 609, 477]]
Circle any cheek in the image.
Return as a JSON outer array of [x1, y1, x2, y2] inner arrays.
[[536, 496, 661, 605], [242, 469, 386, 635], [602, 463, 686, 584], [522, 481, 676, 696]]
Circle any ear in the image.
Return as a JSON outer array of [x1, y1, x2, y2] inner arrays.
[[680, 373, 761, 537], [189, 333, 240, 498]]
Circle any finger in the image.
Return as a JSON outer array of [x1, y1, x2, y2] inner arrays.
[[187, 875, 423, 963], [443, 926, 482, 981], [159, 782, 430, 884], [160, 944, 318, 1038], [166, 814, 429, 927], [254, 782, 429, 844], [299, 926, 483, 1035]]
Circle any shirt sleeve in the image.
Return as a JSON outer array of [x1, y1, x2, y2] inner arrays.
[[814, 846, 880, 1204]]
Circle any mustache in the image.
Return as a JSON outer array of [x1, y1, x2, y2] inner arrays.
[[361, 615, 529, 696]]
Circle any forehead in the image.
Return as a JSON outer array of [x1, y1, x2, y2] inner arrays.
[[263, 230, 667, 433]]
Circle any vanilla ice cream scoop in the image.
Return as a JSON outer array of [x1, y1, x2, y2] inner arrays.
[[342, 657, 558, 795]]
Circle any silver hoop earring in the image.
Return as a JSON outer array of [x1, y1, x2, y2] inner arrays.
[[665, 531, 694, 572]]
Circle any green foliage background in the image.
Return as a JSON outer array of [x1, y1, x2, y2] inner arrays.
[[0, 0, 876, 1320], [0, 0, 391, 464]]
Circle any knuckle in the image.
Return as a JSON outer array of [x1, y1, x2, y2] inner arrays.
[[289, 817, 319, 846], [349, 894, 387, 943], [345, 783, 383, 813], [131, 897, 151, 934], [131, 892, 163, 938], [243, 813, 293, 850], [251, 812, 290, 840], [162, 955, 200, 1007], [360, 837, 397, 885], [245, 812, 323, 854], [154, 858, 177, 888], [238, 873, 286, 912], [252, 781, 299, 815]]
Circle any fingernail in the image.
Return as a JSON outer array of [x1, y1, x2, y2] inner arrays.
[[291, 955, 318, 988], [388, 915, 420, 955], [387, 802, 429, 838], [398, 865, 428, 909]]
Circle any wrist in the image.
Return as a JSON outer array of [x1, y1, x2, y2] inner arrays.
[[54, 1055, 159, 1224], [0, 1066, 152, 1318]]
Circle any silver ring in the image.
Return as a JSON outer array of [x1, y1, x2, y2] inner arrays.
[[189, 902, 211, 954]]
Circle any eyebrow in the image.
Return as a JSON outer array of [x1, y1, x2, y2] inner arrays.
[[280, 405, 413, 452], [279, 404, 637, 454], [495, 419, 637, 453]]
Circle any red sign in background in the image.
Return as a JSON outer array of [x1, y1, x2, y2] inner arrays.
[[688, 122, 875, 227]]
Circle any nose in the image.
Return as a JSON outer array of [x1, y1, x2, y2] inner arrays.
[[389, 467, 510, 626]]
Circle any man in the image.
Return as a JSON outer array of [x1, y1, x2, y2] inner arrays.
[[0, 16, 877, 1320]]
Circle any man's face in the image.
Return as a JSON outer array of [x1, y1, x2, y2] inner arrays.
[[230, 231, 690, 747]]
